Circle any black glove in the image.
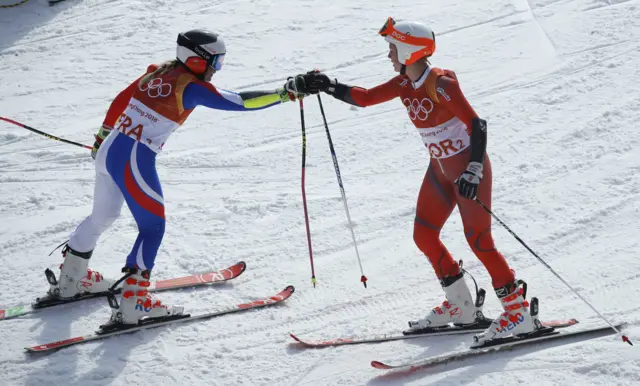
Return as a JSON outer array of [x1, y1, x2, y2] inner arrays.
[[456, 162, 483, 200], [297, 70, 332, 94], [91, 125, 112, 160], [283, 75, 308, 99]]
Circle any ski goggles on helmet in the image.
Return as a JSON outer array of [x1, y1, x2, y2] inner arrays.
[[378, 17, 397, 36], [210, 53, 225, 72], [378, 17, 435, 48]]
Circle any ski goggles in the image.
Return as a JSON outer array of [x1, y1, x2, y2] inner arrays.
[[210, 53, 225, 72], [378, 17, 434, 47], [378, 17, 397, 36]]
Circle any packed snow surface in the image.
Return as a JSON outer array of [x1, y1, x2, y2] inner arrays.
[[1, 0, 639, 384]]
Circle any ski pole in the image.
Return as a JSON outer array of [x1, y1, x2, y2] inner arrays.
[[316, 95, 368, 288], [0, 117, 92, 150], [475, 197, 632, 345], [299, 98, 317, 287], [0, 0, 31, 9]]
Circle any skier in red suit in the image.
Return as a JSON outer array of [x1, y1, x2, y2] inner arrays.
[[295, 17, 539, 346]]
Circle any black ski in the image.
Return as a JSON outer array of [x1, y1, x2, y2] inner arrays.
[[371, 321, 626, 371]]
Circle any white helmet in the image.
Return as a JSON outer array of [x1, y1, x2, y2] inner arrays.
[[378, 17, 436, 65], [176, 29, 226, 77]]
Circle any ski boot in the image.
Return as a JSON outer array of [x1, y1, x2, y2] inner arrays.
[[471, 279, 546, 348], [99, 267, 185, 333], [405, 266, 492, 335], [35, 243, 113, 308]]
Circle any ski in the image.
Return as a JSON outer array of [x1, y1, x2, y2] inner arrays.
[[290, 318, 578, 348], [0, 261, 246, 321], [370, 322, 626, 371], [25, 284, 294, 353]]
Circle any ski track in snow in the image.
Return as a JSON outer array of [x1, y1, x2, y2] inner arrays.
[[1, 0, 639, 385]]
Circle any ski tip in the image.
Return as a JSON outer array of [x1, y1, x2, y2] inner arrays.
[[371, 360, 393, 370], [289, 333, 302, 343], [219, 261, 246, 280], [25, 346, 50, 353], [285, 285, 295, 294], [622, 335, 633, 346], [25, 336, 84, 353]]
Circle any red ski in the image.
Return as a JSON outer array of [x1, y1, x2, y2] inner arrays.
[[26, 285, 294, 353], [150, 262, 246, 290], [1, 261, 246, 321]]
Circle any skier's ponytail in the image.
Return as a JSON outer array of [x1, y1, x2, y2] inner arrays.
[[138, 60, 179, 88]]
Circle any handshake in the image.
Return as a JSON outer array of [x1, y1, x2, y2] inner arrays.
[[280, 70, 333, 101]]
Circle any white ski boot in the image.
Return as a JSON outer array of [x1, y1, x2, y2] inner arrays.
[[104, 268, 184, 328], [40, 244, 113, 303], [406, 270, 489, 334], [471, 279, 539, 347]]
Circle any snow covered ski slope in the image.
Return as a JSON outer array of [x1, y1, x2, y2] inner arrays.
[[1, 0, 640, 385]]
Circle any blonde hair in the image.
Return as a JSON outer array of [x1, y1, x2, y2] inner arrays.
[[138, 60, 180, 88]]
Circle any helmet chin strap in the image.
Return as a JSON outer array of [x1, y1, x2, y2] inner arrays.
[[400, 64, 406, 75]]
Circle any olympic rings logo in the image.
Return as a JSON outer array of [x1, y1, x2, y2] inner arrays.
[[139, 78, 172, 98], [403, 98, 434, 121]]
